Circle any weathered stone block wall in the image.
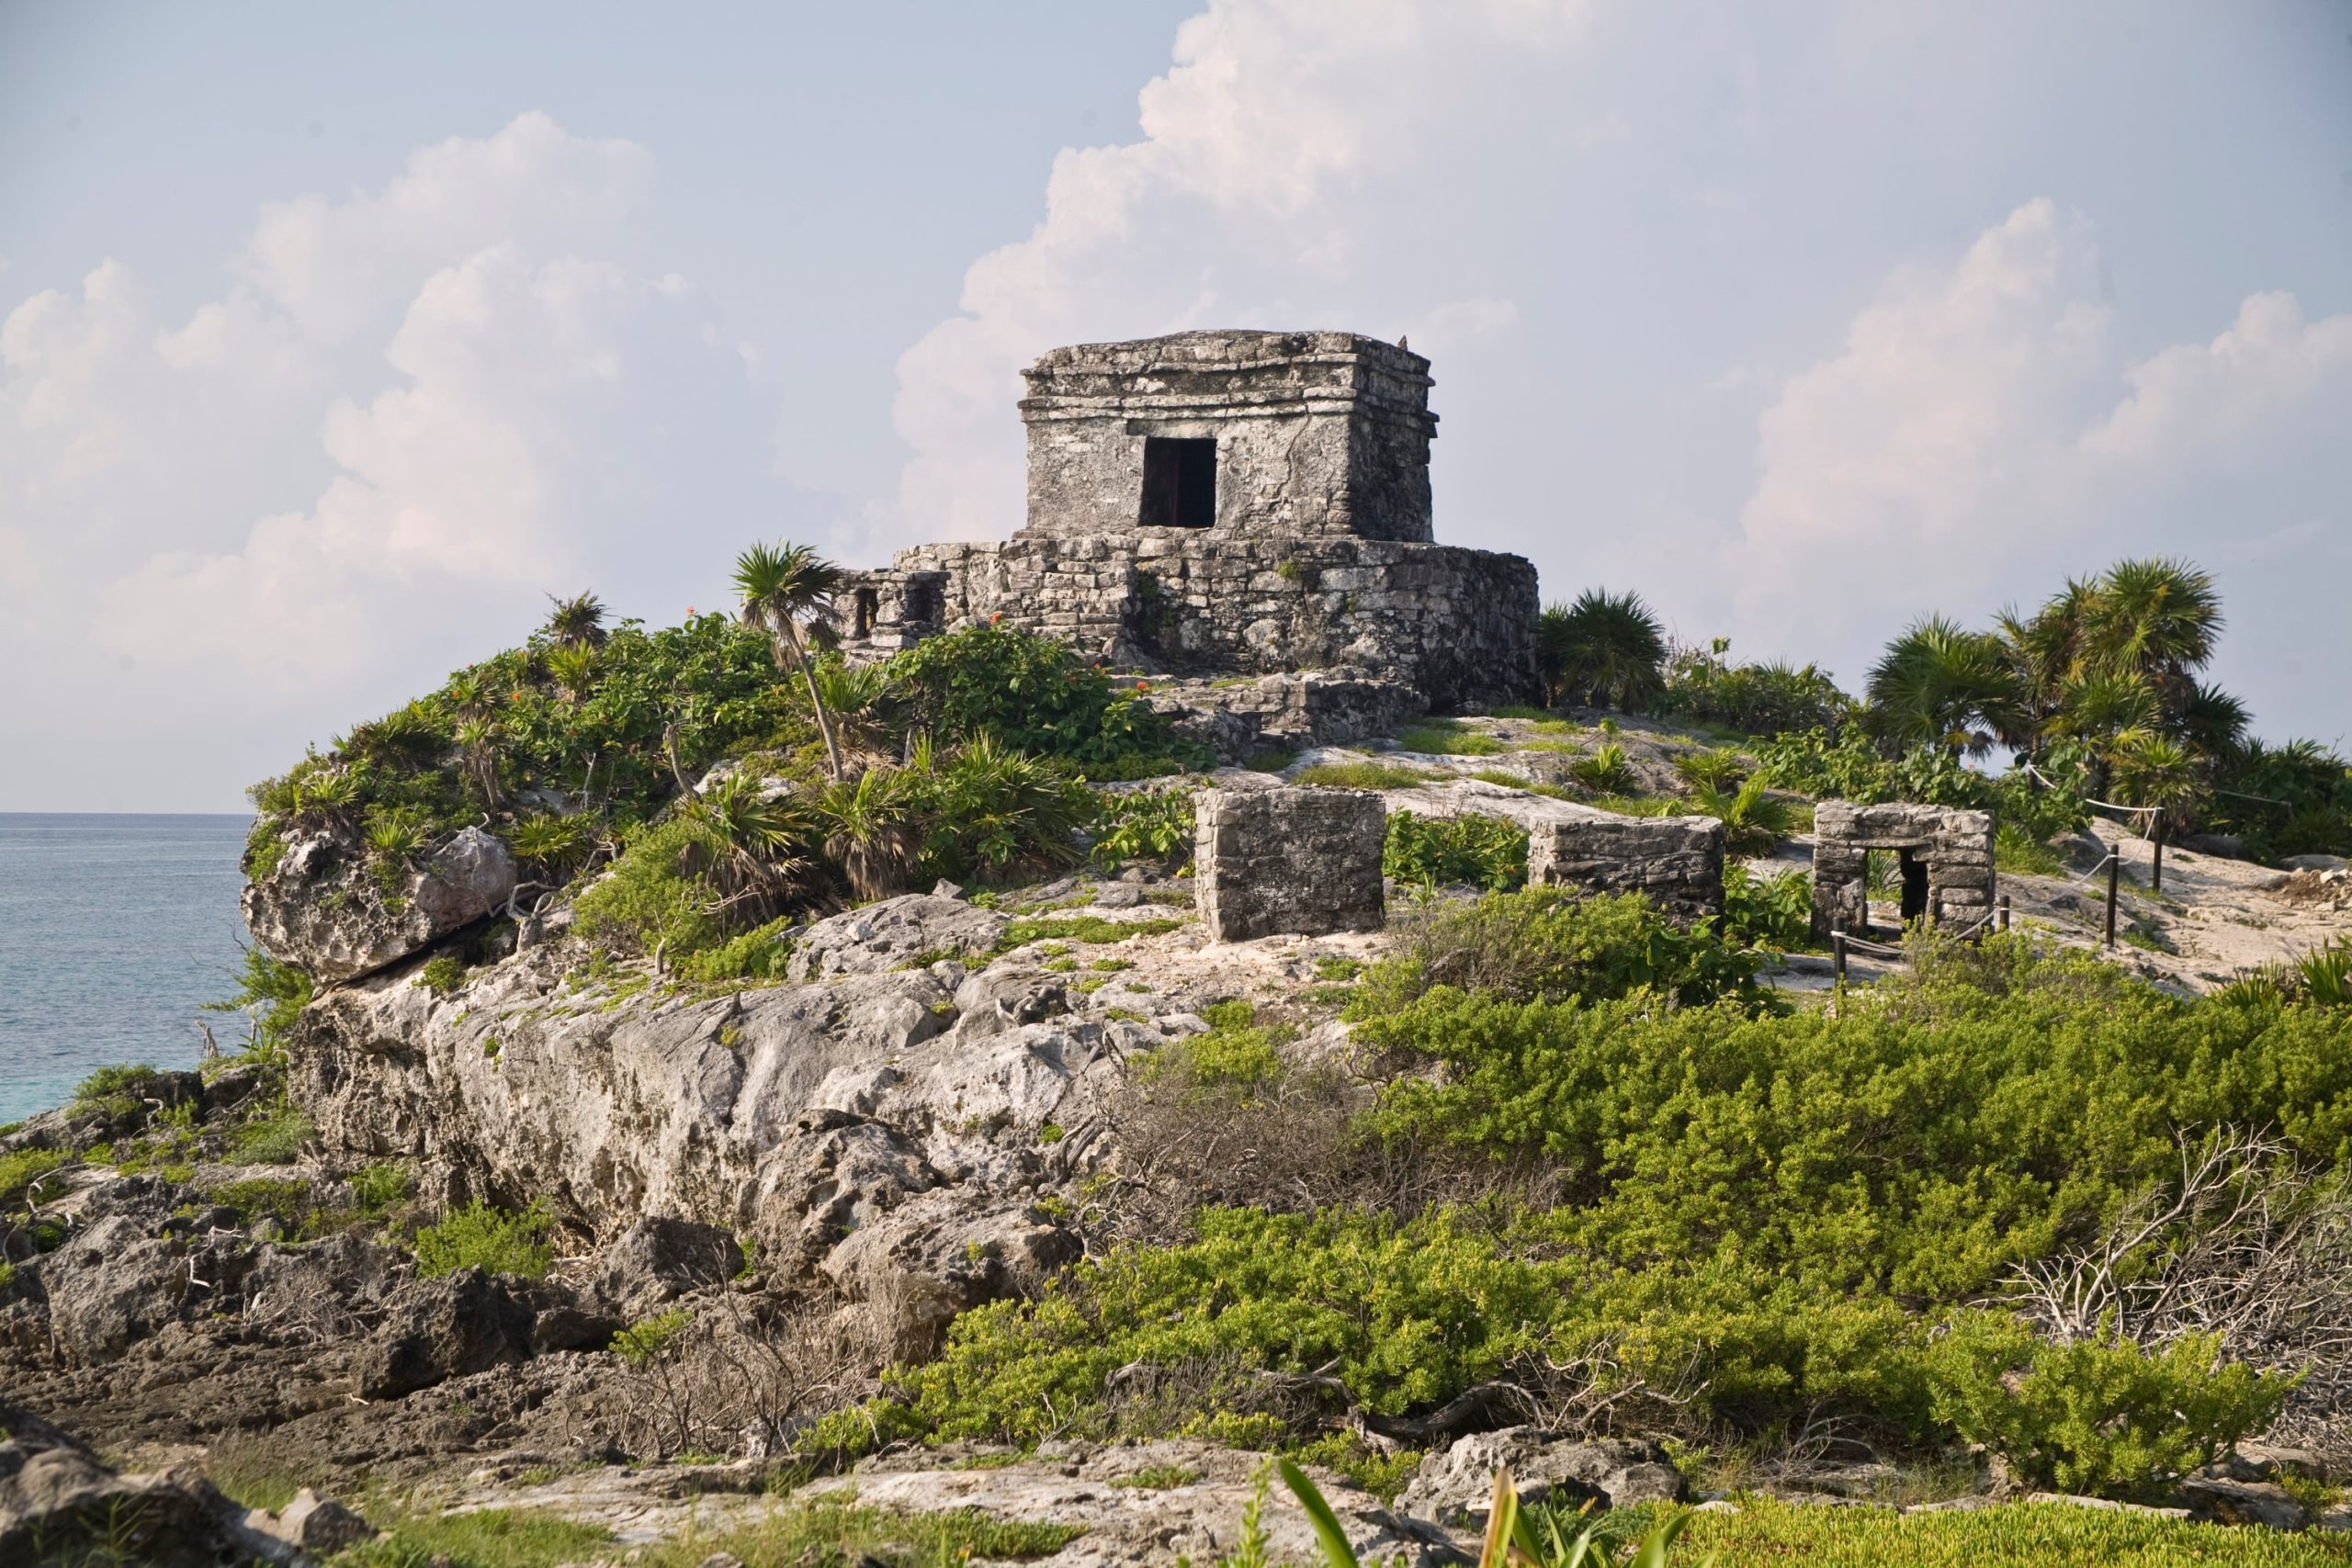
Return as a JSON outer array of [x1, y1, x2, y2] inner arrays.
[[841, 532, 1541, 713], [1019, 330, 1435, 543], [1150, 671, 1428, 763], [1194, 786, 1386, 942], [1810, 800, 1996, 940]]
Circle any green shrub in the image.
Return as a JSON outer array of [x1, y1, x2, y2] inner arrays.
[[418, 954, 468, 996], [0, 1148, 64, 1208], [1689, 775, 1799, 855], [1656, 638, 1854, 739], [1382, 810, 1528, 892], [212, 1177, 316, 1233], [413, 1200, 555, 1280], [1721, 865, 1812, 950], [1929, 1318, 2290, 1498], [1567, 741, 1636, 794], [206, 946, 313, 1062], [887, 621, 1208, 777], [572, 816, 731, 957], [613, 1306, 692, 1367], [351, 1162, 413, 1213], [1351, 888, 1770, 1016], [673, 916, 796, 984], [231, 1105, 312, 1165], [1091, 785, 1197, 869], [1001, 914, 1182, 949]]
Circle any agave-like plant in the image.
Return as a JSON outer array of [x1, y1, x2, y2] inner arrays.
[[1540, 589, 1668, 712], [545, 644, 600, 703], [454, 718, 503, 808], [507, 813, 594, 879], [2293, 937, 2352, 1010], [682, 771, 817, 919], [812, 766, 922, 902], [1569, 741, 1637, 795], [1692, 773, 1798, 856], [1672, 748, 1747, 794]]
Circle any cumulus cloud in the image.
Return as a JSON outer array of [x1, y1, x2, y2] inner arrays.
[[0, 112, 779, 807], [886, 0, 1592, 546], [1727, 199, 2352, 732]]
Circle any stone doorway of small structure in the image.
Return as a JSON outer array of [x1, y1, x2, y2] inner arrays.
[[1862, 845, 1931, 938], [1139, 436, 1217, 528]]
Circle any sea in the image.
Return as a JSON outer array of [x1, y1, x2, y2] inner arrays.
[[0, 814, 254, 1124]]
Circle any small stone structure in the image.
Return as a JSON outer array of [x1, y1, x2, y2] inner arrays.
[[1193, 786, 1386, 942], [1810, 800, 1996, 941], [1384, 778, 1726, 924], [1528, 812, 1726, 925], [841, 330, 1542, 716]]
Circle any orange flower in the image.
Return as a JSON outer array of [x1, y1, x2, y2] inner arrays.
[[1135, 680, 1151, 693]]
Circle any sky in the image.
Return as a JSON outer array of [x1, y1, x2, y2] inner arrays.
[[2, 1, 2347, 812]]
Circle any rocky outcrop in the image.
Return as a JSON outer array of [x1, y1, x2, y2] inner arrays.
[[588, 1215, 744, 1319], [1399, 1429, 1685, 1528], [0, 1396, 287, 1567], [40, 1213, 190, 1361], [292, 897, 1193, 1338], [243, 824, 515, 983], [356, 1266, 537, 1399]]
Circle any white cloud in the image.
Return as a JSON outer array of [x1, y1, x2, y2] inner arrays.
[[0, 112, 780, 807], [1727, 198, 2352, 729], [886, 0, 1592, 547]]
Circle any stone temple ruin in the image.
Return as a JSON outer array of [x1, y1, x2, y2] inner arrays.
[[1810, 800, 1996, 942], [842, 330, 1543, 755]]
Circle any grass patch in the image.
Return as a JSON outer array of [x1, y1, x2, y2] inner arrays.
[[636, 1498, 1085, 1567], [413, 1200, 555, 1280], [1676, 1495, 2352, 1565], [1395, 722, 1506, 757], [1467, 769, 1578, 800], [230, 1104, 312, 1165], [1109, 1464, 1202, 1490], [1996, 821, 2069, 878], [1292, 761, 1434, 790], [342, 1506, 617, 1568], [205, 1437, 311, 1514], [1582, 793, 1682, 818], [999, 914, 1182, 950]]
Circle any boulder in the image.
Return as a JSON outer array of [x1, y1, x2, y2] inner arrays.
[[1399, 1429, 1684, 1527], [590, 1215, 744, 1318], [2178, 833, 2245, 859], [822, 1192, 1079, 1359], [2282, 853, 2350, 874], [2179, 1474, 2310, 1531], [786, 893, 1009, 982], [0, 1399, 280, 1567], [355, 1266, 536, 1399], [243, 823, 515, 983], [40, 1213, 189, 1361], [247, 1487, 378, 1555]]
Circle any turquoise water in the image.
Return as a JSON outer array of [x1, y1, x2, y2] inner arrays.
[[0, 814, 254, 1123]]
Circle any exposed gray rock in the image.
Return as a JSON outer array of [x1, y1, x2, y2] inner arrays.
[[1194, 786, 1386, 942], [243, 823, 516, 983], [2179, 833, 2245, 859], [1399, 1429, 1685, 1527], [2282, 853, 2350, 873], [40, 1213, 188, 1362], [2179, 1474, 2310, 1530], [786, 894, 1008, 982], [822, 1192, 1080, 1359], [1152, 670, 1430, 764], [591, 1215, 744, 1318], [247, 1487, 378, 1555], [0, 1399, 283, 1567], [802, 1438, 1461, 1568], [356, 1266, 536, 1398]]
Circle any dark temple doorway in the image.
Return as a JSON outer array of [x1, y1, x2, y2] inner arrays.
[[1139, 436, 1216, 528]]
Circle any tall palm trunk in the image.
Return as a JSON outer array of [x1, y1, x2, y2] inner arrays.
[[781, 622, 845, 780]]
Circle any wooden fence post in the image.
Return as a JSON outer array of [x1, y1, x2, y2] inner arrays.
[[2105, 854, 2120, 950]]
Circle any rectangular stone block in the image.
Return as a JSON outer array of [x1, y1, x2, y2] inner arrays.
[[1194, 786, 1386, 942]]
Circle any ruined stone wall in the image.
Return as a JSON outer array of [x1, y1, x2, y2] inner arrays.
[[1810, 801, 1996, 940], [1019, 330, 1435, 543], [842, 531, 1541, 714], [1194, 786, 1387, 942]]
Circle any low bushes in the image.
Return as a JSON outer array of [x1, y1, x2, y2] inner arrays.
[[1383, 810, 1528, 891], [413, 1200, 555, 1280]]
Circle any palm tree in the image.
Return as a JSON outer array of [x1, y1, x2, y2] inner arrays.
[[683, 772, 815, 919], [1863, 615, 2023, 759], [2108, 728, 2203, 891], [2082, 558, 2222, 711], [1538, 589, 1668, 712], [732, 542, 847, 779], [543, 591, 608, 650]]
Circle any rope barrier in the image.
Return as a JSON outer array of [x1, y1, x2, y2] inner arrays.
[[1836, 852, 2114, 964], [2021, 761, 2155, 822]]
